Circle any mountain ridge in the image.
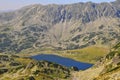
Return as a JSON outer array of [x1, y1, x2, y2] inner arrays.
[[0, 0, 120, 53]]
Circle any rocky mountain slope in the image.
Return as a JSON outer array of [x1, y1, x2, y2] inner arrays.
[[0, 0, 120, 53], [0, 41, 120, 80], [0, 54, 73, 80], [72, 42, 120, 80]]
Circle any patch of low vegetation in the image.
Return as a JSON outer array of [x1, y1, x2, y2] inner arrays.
[[0, 54, 73, 80], [19, 45, 109, 64], [93, 42, 120, 80]]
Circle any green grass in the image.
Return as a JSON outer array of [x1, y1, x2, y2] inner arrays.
[[18, 45, 109, 64], [56, 46, 109, 64]]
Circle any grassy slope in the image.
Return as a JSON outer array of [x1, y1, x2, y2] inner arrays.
[[71, 42, 120, 80], [93, 42, 120, 80], [18, 45, 109, 64], [59, 46, 109, 63], [0, 54, 72, 80]]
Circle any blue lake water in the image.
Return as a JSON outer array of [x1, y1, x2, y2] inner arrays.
[[31, 54, 93, 70]]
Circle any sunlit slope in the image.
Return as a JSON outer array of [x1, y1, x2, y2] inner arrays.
[[18, 45, 109, 64], [72, 42, 120, 80], [0, 54, 73, 80]]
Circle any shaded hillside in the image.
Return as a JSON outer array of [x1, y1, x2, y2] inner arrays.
[[0, 0, 120, 53]]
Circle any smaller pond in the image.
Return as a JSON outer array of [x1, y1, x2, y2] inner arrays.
[[31, 54, 93, 70]]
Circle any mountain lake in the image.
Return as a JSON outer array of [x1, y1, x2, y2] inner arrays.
[[31, 54, 93, 70]]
